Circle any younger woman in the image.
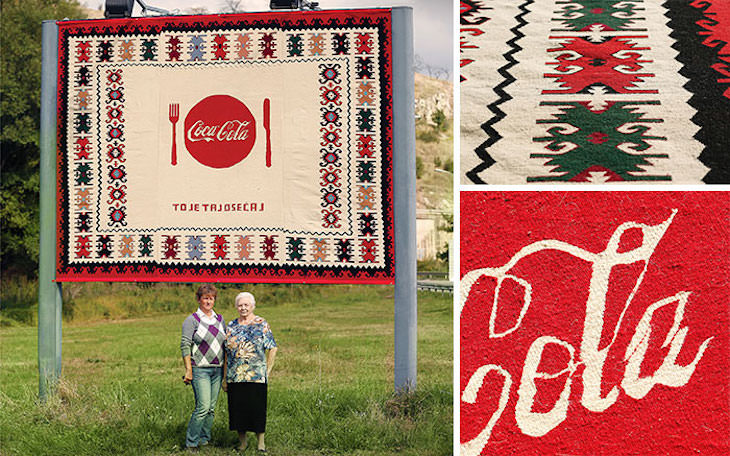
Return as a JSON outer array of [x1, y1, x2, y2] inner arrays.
[[180, 284, 226, 451]]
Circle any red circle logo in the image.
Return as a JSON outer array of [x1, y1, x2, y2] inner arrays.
[[184, 95, 256, 168]]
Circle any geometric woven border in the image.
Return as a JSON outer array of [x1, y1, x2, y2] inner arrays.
[[668, 0, 730, 183], [460, 0, 730, 184]]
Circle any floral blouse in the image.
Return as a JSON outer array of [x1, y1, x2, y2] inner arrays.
[[224, 316, 277, 384]]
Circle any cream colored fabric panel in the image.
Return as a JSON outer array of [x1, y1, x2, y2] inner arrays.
[[120, 61, 329, 232]]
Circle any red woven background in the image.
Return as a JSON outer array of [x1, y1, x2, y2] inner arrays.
[[461, 191, 729, 455]]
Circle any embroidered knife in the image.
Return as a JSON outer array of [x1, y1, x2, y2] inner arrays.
[[264, 98, 271, 168]]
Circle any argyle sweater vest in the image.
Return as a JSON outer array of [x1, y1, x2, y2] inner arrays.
[[190, 311, 226, 367]]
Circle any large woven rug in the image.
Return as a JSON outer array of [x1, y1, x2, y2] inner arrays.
[[55, 10, 395, 283], [460, 0, 730, 184]]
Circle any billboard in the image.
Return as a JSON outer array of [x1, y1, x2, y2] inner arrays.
[[55, 9, 395, 283]]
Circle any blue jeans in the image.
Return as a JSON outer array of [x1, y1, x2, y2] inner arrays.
[[186, 366, 223, 448]]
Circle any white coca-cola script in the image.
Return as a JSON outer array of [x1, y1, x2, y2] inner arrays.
[[186, 120, 251, 143], [459, 210, 714, 456]]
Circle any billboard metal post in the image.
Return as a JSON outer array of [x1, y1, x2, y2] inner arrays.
[[392, 7, 417, 393], [39, 20, 63, 400]]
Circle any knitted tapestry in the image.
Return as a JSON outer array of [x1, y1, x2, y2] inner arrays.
[[460, 0, 730, 184], [55, 10, 394, 283], [460, 191, 729, 455]]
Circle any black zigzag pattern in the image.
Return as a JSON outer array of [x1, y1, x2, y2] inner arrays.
[[466, 0, 534, 184], [665, 0, 730, 183]]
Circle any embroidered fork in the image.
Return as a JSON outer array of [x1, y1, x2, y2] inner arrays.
[[169, 103, 179, 166]]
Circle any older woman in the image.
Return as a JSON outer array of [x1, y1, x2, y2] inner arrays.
[[222, 292, 278, 454], [180, 284, 226, 451]]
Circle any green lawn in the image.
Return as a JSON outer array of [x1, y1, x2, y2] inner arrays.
[[0, 285, 452, 455]]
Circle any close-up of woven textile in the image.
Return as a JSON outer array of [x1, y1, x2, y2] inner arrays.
[[460, 0, 730, 184], [460, 191, 729, 455]]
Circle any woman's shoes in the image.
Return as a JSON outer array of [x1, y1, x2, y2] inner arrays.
[[232, 447, 266, 454], [231, 441, 267, 454]]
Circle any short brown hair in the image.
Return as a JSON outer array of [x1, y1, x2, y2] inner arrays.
[[196, 284, 218, 300]]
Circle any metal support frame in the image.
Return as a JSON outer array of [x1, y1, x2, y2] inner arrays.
[[392, 7, 417, 393], [39, 20, 63, 400], [136, 0, 170, 16], [269, 0, 320, 10]]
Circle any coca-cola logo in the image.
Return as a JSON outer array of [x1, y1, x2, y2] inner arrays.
[[184, 95, 256, 168]]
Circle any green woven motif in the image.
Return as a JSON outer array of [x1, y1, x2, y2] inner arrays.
[[141, 39, 156, 61], [554, 0, 643, 31], [139, 235, 153, 257], [287, 237, 305, 261], [287, 34, 303, 57], [75, 163, 92, 185], [532, 101, 668, 181], [357, 162, 375, 182], [357, 109, 374, 131]]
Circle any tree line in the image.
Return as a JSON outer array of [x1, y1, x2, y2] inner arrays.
[[1, 0, 87, 276]]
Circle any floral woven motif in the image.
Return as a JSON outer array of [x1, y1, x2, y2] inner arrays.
[[56, 10, 394, 283], [460, 0, 730, 184]]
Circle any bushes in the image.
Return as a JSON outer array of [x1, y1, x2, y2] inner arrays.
[[0, 279, 351, 325], [0, 275, 37, 326]]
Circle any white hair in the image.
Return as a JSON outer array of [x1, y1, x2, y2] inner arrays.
[[235, 291, 256, 306]]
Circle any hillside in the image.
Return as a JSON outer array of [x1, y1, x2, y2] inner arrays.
[[414, 73, 453, 212]]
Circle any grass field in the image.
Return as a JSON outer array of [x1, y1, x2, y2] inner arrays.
[[0, 285, 452, 456]]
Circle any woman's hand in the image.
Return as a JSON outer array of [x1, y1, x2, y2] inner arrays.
[[221, 380, 228, 392], [182, 355, 193, 385], [265, 347, 277, 381]]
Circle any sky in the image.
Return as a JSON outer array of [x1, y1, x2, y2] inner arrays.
[[81, 0, 454, 78]]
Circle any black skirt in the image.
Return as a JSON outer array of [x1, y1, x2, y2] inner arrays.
[[227, 382, 268, 433]]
